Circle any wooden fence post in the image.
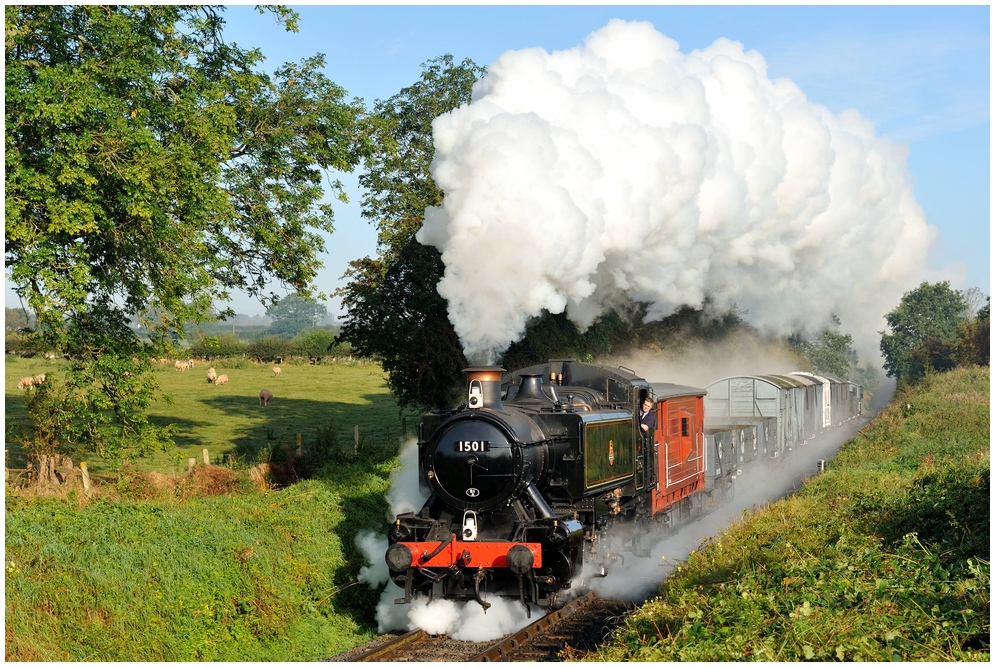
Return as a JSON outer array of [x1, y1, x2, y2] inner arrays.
[[202, 448, 210, 466], [296, 434, 302, 456], [188, 457, 196, 472], [80, 462, 91, 493], [354, 425, 359, 454]]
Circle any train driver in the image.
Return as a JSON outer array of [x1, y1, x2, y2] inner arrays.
[[639, 397, 657, 433]]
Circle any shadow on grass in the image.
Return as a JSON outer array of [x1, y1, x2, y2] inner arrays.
[[194, 392, 412, 463], [868, 459, 990, 563], [194, 392, 415, 631], [147, 414, 217, 450], [5, 393, 30, 468]]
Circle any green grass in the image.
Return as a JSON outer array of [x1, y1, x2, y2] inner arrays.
[[5, 476, 390, 660], [5, 357, 421, 473], [590, 366, 989, 662], [4, 355, 421, 660]]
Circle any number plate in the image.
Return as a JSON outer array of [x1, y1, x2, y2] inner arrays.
[[456, 440, 490, 453]]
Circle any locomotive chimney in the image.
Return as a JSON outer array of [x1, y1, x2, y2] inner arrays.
[[464, 367, 505, 411]]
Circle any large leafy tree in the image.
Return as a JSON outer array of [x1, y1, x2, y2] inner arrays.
[[5, 6, 364, 459], [338, 55, 485, 410], [879, 281, 968, 384], [266, 294, 328, 336]]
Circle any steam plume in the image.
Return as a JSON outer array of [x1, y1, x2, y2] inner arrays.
[[418, 19, 934, 363]]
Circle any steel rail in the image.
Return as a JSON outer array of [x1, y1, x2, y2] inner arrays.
[[350, 629, 426, 662], [470, 591, 599, 662]]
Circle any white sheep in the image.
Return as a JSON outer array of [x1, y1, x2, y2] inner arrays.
[[206, 367, 218, 383], [33, 373, 46, 385], [258, 388, 273, 406], [214, 373, 229, 386], [174, 360, 187, 372], [272, 366, 282, 376], [17, 376, 34, 390]]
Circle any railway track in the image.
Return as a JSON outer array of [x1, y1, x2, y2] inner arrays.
[[342, 592, 632, 662]]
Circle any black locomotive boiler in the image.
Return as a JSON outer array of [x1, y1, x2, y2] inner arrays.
[[384, 359, 861, 615]]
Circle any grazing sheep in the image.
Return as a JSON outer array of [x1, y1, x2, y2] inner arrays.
[[214, 373, 228, 386], [17, 376, 34, 390], [258, 389, 273, 406], [272, 366, 282, 376], [174, 360, 187, 372], [33, 373, 46, 385], [206, 367, 218, 383]]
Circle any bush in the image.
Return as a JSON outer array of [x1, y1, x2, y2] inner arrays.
[[5, 330, 49, 357], [188, 332, 248, 360], [291, 329, 338, 363], [247, 335, 293, 363]]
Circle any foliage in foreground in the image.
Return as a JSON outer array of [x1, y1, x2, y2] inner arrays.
[[591, 365, 989, 661], [4, 462, 397, 661], [5, 5, 364, 460]]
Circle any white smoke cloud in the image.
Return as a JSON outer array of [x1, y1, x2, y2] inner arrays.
[[417, 19, 935, 364], [385, 437, 430, 517]]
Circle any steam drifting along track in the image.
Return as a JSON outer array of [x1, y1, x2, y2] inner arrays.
[[343, 592, 632, 662]]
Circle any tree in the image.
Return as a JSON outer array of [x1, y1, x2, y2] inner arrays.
[[879, 281, 968, 383], [266, 294, 328, 336], [341, 237, 469, 409], [5, 306, 34, 334], [5, 6, 364, 461], [500, 310, 630, 370], [292, 328, 339, 363], [956, 296, 990, 367], [339, 55, 485, 409], [788, 316, 859, 379]]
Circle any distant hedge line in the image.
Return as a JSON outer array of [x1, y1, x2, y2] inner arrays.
[[5, 329, 354, 364]]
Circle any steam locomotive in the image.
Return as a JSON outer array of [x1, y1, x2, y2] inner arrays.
[[384, 359, 861, 615]]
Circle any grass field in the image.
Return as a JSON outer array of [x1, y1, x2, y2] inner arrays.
[[5, 355, 419, 661], [5, 357, 422, 474]]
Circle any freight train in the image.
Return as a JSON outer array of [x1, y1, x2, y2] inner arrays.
[[384, 360, 861, 615]]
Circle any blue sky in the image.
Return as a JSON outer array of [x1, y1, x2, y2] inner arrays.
[[5, 5, 989, 319], [217, 4, 989, 318]]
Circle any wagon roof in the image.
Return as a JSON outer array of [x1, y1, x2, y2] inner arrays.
[[706, 374, 808, 390], [648, 381, 707, 399], [791, 371, 848, 384], [769, 373, 819, 387]]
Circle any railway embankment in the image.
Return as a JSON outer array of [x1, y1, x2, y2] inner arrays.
[[589, 365, 989, 661]]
